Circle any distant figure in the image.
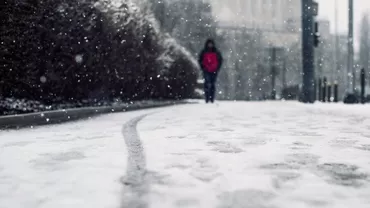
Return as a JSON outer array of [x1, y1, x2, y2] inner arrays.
[[198, 38, 223, 103]]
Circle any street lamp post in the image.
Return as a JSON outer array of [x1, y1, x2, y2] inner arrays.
[[301, 0, 315, 103], [335, 0, 339, 85]]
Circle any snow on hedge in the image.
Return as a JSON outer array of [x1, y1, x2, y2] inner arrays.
[[94, 0, 199, 75], [1, 0, 199, 115]]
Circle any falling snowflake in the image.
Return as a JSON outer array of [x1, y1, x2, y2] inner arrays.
[[40, 76, 47, 83], [75, 54, 83, 64]]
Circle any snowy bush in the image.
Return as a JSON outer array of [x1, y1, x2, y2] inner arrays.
[[0, 0, 198, 113], [94, 0, 198, 100]]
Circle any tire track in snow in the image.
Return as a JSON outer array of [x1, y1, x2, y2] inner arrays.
[[121, 114, 149, 208]]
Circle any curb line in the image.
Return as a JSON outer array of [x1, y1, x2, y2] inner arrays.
[[0, 101, 188, 130]]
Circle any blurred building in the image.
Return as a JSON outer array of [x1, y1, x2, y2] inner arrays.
[[212, 0, 301, 32], [317, 19, 331, 40], [315, 19, 348, 99], [210, 0, 304, 99], [212, 0, 301, 47], [315, 19, 332, 80]]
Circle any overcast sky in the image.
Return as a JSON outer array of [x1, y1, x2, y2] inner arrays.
[[317, 0, 370, 39]]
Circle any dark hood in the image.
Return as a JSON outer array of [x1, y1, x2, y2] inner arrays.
[[204, 38, 216, 51]]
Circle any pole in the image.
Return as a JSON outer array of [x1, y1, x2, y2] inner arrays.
[[271, 47, 277, 100], [282, 58, 287, 89], [361, 68, 366, 103], [334, 0, 339, 84], [323, 77, 327, 102], [317, 45, 323, 101], [282, 56, 287, 99], [318, 78, 322, 101], [301, 0, 315, 103], [348, 0, 355, 93], [334, 82, 339, 102], [327, 82, 332, 102]]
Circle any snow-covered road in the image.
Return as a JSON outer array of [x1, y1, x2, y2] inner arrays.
[[2, 101, 370, 208]]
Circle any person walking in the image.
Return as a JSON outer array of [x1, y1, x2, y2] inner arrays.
[[198, 38, 223, 103]]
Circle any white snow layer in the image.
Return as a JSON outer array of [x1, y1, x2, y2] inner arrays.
[[1, 101, 370, 208], [138, 101, 370, 208], [0, 110, 152, 208]]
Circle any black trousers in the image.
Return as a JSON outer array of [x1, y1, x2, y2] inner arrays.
[[203, 71, 218, 103]]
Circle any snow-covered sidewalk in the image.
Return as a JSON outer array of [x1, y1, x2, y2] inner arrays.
[[0, 109, 153, 208], [2, 101, 370, 208], [138, 101, 370, 208]]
